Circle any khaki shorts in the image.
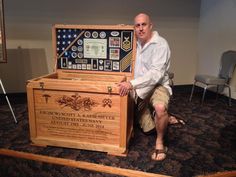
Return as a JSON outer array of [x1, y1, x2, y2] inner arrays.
[[138, 86, 170, 133]]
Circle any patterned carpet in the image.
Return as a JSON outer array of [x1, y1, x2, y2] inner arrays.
[[0, 90, 235, 177]]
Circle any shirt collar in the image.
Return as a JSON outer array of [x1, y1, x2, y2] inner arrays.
[[137, 31, 159, 49]]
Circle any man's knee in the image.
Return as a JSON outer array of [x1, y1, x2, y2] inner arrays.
[[154, 104, 167, 118]]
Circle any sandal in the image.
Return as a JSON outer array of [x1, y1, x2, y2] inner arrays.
[[169, 115, 185, 125], [151, 147, 168, 161]]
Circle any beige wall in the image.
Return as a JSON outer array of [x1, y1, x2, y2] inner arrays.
[[0, 0, 200, 93], [198, 0, 236, 98]]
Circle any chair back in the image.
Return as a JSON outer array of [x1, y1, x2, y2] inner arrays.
[[219, 50, 236, 83]]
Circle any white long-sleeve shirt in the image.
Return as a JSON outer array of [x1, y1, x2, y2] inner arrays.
[[130, 31, 172, 99]]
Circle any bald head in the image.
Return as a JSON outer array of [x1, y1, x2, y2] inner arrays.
[[134, 13, 152, 25], [134, 13, 153, 46]]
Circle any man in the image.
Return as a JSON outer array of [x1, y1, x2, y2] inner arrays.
[[118, 13, 172, 161]]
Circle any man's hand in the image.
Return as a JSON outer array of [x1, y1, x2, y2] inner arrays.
[[117, 81, 133, 96]]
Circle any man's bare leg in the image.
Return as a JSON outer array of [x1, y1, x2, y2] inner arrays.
[[151, 104, 169, 161]]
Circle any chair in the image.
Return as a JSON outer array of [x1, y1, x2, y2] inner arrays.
[[189, 50, 236, 106], [168, 71, 174, 87]]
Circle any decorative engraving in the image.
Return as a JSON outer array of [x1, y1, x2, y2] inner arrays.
[[42, 94, 51, 103], [102, 98, 112, 108], [56, 94, 98, 111]]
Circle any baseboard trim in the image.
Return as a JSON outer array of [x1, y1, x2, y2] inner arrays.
[[172, 84, 236, 103], [0, 148, 168, 177]]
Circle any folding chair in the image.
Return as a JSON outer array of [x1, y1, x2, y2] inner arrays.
[[189, 50, 236, 106]]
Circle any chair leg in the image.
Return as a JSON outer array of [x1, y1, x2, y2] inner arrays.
[[170, 79, 174, 87], [201, 85, 208, 104], [189, 81, 196, 101], [215, 85, 219, 104], [227, 85, 232, 106]]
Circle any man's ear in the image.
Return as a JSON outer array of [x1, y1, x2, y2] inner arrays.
[[149, 23, 153, 30]]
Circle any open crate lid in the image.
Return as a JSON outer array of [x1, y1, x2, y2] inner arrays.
[[52, 24, 136, 78]]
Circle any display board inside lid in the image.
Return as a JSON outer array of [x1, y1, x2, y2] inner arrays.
[[54, 26, 134, 73]]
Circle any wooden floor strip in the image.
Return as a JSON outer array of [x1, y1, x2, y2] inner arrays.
[[0, 148, 170, 177]]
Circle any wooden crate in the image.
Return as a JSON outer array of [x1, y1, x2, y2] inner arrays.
[[27, 24, 136, 156]]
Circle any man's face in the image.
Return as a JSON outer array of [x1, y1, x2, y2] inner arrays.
[[134, 14, 152, 44]]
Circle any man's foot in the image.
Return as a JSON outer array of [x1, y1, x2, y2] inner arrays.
[[151, 146, 168, 161], [168, 115, 185, 125]]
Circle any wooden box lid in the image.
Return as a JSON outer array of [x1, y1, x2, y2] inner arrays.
[[52, 24, 136, 78]]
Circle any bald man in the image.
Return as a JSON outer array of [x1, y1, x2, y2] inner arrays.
[[118, 13, 173, 161]]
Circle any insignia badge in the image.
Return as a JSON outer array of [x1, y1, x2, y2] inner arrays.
[[92, 31, 98, 38], [92, 59, 98, 70], [78, 53, 83, 58], [99, 31, 106, 38], [84, 31, 91, 38], [77, 64, 82, 69], [121, 31, 133, 52], [99, 66, 104, 70], [61, 57, 68, 68], [111, 31, 119, 36], [71, 45, 77, 51], [77, 39, 83, 45], [104, 60, 112, 71], [82, 64, 87, 70], [77, 46, 83, 52], [99, 60, 104, 64], [71, 52, 77, 58], [112, 61, 120, 71], [72, 64, 77, 69], [87, 64, 91, 70]]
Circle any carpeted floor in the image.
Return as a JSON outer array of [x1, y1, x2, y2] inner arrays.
[[0, 89, 235, 177]]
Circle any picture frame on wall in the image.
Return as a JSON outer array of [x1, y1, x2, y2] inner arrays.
[[0, 0, 6, 63]]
